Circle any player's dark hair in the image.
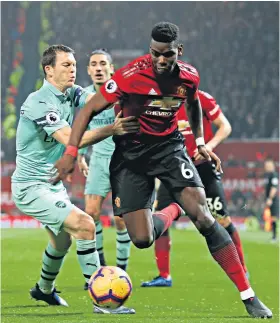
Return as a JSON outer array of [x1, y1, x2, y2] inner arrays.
[[88, 48, 113, 64], [41, 44, 75, 76], [151, 22, 180, 44]]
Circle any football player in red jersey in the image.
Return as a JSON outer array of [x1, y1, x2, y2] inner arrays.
[[53, 22, 272, 318], [141, 90, 249, 288]]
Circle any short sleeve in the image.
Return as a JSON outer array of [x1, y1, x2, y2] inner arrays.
[[199, 91, 221, 121], [22, 100, 69, 136], [68, 85, 91, 108], [270, 175, 279, 187], [99, 70, 126, 103]]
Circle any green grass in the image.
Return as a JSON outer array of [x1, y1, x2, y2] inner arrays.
[[1, 228, 279, 323]]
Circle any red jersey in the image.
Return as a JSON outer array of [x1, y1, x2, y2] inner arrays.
[[177, 90, 222, 158], [100, 54, 200, 139]]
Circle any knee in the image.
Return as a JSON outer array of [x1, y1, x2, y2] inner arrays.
[[115, 216, 126, 231], [76, 213, 96, 240], [131, 236, 154, 249], [85, 204, 100, 222]]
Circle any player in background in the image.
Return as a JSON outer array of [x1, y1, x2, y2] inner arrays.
[[54, 23, 272, 318], [141, 90, 249, 287], [263, 157, 279, 242], [11, 45, 137, 314], [78, 49, 132, 291]]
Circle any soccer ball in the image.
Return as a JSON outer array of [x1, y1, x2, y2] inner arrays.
[[88, 266, 132, 309]]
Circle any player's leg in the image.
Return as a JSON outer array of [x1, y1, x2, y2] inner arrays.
[[12, 182, 100, 306], [141, 182, 173, 287], [162, 152, 271, 318], [30, 228, 71, 306], [85, 194, 106, 266], [37, 227, 72, 294], [114, 216, 131, 271], [218, 216, 248, 274], [270, 201, 279, 242], [85, 154, 112, 266], [196, 161, 248, 275], [111, 167, 182, 249]]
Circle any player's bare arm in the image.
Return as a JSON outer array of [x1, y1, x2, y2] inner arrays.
[[205, 113, 232, 151], [266, 187, 278, 207], [186, 98, 222, 173], [52, 95, 139, 183], [53, 111, 138, 149]]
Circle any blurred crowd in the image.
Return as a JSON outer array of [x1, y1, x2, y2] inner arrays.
[[50, 1, 279, 139], [2, 2, 279, 143]]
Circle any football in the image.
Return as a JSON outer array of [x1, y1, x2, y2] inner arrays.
[[88, 266, 133, 309]]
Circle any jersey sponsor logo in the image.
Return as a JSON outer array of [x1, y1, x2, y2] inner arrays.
[[105, 80, 117, 93], [147, 97, 182, 111], [145, 110, 173, 117], [46, 111, 60, 125], [148, 88, 158, 95], [115, 197, 121, 208], [55, 201, 66, 208]]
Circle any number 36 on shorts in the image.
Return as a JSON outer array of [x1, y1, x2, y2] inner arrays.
[[206, 197, 223, 211]]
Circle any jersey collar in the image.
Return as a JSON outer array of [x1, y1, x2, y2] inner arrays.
[[43, 79, 69, 103]]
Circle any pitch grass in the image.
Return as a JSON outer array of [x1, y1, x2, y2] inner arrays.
[[1, 228, 279, 323]]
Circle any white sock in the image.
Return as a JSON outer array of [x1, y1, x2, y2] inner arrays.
[[240, 287, 255, 300]]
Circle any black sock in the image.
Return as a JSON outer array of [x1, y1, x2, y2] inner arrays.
[[200, 221, 232, 253], [99, 252, 107, 266], [225, 222, 236, 235], [272, 221, 277, 239]]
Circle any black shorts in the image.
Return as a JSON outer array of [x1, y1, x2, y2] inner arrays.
[[270, 200, 279, 218], [110, 131, 203, 216], [156, 161, 228, 218]]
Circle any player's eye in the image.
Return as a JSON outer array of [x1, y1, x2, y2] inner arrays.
[[151, 50, 161, 58], [162, 51, 176, 58]]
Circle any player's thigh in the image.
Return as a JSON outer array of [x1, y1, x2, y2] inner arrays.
[[114, 216, 127, 231], [46, 226, 72, 251], [157, 150, 214, 229], [122, 209, 154, 246], [12, 182, 75, 236], [156, 182, 176, 211], [110, 166, 155, 216], [85, 154, 111, 198], [196, 161, 229, 219], [85, 194, 105, 221]]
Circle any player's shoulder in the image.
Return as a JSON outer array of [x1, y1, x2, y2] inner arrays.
[[84, 84, 96, 93], [117, 54, 153, 79], [177, 60, 200, 83], [23, 87, 56, 113], [198, 90, 216, 102]]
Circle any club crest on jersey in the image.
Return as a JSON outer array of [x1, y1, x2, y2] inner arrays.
[[177, 85, 187, 96], [105, 80, 117, 93], [115, 197, 121, 208], [46, 111, 60, 125]]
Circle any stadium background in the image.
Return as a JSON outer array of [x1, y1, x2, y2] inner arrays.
[[1, 2, 279, 322], [1, 1, 279, 232]]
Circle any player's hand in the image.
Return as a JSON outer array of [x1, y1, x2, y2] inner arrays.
[[77, 154, 89, 177], [51, 154, 76, 184], [113, 111, 140, 135], [195, 146, 223, 173]]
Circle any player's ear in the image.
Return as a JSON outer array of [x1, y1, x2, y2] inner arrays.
[[45, 65, 53, 78], [110, 64, 114, 75], [178, 44, 183, 57]]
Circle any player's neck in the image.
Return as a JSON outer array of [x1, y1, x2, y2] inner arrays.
[[93, 83, 101, 92], [46, 78, 68, 94]]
